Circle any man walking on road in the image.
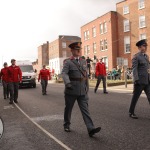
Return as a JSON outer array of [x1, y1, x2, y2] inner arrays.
[[129, 39, 150, 119], [0, 62, 9, 99], [94, 58, 108, 94], [62, 42, 101, 137], [7, 59, 22, 104], [38, 65, 51, 95]]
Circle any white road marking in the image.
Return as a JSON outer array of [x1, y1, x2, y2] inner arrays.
[[0, 118, 4, 139], [32, 115, 63, 122], [14, 104, 72, 150], [3, 105, 14, 109]]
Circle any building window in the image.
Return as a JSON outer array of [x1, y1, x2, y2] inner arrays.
[[84, 45, 90, 56], [139, 15, 146, 28], [62, 42, 66, 48], [104, 22, 107, 33], [139, 0, 145, 9], [102, 57, 108, 69], [92, 27, 96, 37], [87, 45, 90, 54], [124, 36, 130, 53], [139, 33, 146, 40], [100, 40, 104, 51], [124, 20, 130, 32], [123, 5, 129, 14], [84, 32, 87, 40], [104, 39, 108, 50], [93, 42, 96, 53], [100, 24, 103, 34], [84, 30, 90, 40]]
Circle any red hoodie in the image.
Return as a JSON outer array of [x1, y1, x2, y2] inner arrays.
[[38, 69, 51, 81], [7, 65, 22, 82], [95, 62, 107, 77], [0, 67, 9, 82]]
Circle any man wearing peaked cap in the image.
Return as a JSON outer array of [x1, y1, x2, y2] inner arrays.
[[62, 41, 101, 137], [129, 39, 150, 119]]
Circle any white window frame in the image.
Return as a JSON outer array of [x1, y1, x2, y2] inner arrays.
[[92, 27, 96, 37], [139, 33, 146, 40], [104, 22, 107, 33], [87, 30, 90, 40], [104, 39, 108, 50], [124, 19, 130, 32], [84, 31, 87, 40], [100, 40, 104, 51], [139, 0, 145, 9], [100, 24, 103, 34], [62, 42, 66, 48], [123, 5, 129, 15], [139, 15, 146, 28], [124, 36, 130, 54], [102, 56, 108, 70], [93, 42, 97, 54]]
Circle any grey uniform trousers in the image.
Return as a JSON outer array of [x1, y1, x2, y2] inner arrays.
[[95, 75, 107, 92], [2, 81, 9, 98], [41, 79, 48, 94], [64, 94, 95, 132], [129, 84, 150, 114], [8, 82, 19, 102]]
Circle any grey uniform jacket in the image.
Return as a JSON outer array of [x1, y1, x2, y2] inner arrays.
[[132, 52, 150, 85], [62, 57, 89, 96]]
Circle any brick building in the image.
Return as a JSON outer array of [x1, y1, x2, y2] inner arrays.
[[81, 11, 118, 71], [37, 41, 49, 70], [117, 0, 150, 67], [49, 35, 81, 74]]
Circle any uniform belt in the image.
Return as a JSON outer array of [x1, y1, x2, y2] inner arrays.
[[70, 78, 87, 81]]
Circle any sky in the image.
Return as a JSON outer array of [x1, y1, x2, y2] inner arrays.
[[0, 0, 122, 66]]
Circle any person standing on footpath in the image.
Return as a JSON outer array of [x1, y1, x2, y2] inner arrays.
[[86, 56, 93, 77], [129, 39, 150, 119], [94, 58, 108, 94], [62, 42, 101, 137], [0, 62, 9, 99], [38, 65, 51, 95], [7, 59, 22, 104]]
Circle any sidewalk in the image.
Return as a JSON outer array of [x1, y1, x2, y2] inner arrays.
[[107, 84, 133, 91]]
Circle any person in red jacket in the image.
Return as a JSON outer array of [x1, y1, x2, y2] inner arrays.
[[94, 58, 108, 94], [38, 65, 51, 95], [8, 59, 22, 104], [0, 62, 9, 99]]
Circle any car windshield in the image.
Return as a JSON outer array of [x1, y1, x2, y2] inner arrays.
[[20, 65, 34, 72]]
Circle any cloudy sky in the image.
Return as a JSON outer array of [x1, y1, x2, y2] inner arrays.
[[0, 0, 122, 66]]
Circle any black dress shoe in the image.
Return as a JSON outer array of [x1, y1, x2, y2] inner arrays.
[[129, 113, 138, 119], [64, 126, 71, 132], [14, 100, 18, 103], [4, 97, 6, 99], [9, 101, 13, 104], [89, 127, 101, 137], [94, 88, 97, 93], [104, 91, 108, 94]]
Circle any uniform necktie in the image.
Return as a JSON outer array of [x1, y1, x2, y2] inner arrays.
[[76, 58, 79, 63]]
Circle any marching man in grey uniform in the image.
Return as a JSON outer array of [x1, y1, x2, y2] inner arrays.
[[129, 39, 150, 119], [62, 42, 101, 137]]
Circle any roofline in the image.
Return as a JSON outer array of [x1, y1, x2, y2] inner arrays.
[[116, 0, 126, 5], [81, 11, 117, 28]]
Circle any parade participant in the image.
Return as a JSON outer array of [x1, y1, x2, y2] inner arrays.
[[8, 59, 22, 104], [62, 42, 101, 137], [129, 39, 150, 119], [86, 56, 93, 76], [94, 58, 108, 94], [38, 65, 51, 95], [0, 62, 9, 99]]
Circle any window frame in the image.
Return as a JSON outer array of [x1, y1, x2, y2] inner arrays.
[[124, 36, 131, 54], [124, 19, 130, 32], [139, 0, 145, 9], [123, 5, 129, 15], [139, 15, 146, 28]]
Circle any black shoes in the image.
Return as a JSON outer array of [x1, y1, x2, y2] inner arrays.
[[129, 113, 138, 119], [94, 88, 97, 93], [4, 97, 6, 99], [104, 91, 108, 94], [14, 100, 18, 103], [89, 127, 101, 137], [64, 126, 71, 132]]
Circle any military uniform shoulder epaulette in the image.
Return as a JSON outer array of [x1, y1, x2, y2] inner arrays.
[[63, 58, 70, 64]]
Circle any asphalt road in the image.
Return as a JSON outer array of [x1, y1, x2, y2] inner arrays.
[[0, 83, 150, 150]]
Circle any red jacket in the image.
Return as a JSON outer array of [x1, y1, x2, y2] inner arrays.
[[7, 65, 22, 82], [95, 62, 107, 76], [0, 67, 9, 82], [38, 69, 51, 81]]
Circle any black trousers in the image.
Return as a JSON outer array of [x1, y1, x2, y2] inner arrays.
[[8, 82, 19, 102], [64, 94, 94, 132], [41, 79, 48, 94], [95, 75, 107, 92], [129, 84, 150, 114], [2, 81, 9, 98]]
